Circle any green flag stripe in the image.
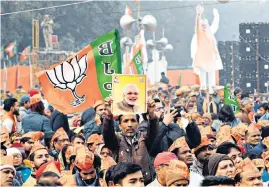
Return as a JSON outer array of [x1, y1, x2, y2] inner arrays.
[[90, 29, 122, 99], [133, 50, 144, 75]]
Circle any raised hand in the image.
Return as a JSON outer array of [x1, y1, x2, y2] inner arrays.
[[196, 5, 204, 15], [163, 109, 178, 126], [147, 99, 156, 118]]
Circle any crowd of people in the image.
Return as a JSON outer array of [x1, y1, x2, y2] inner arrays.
[[0, 83, 269, 187]]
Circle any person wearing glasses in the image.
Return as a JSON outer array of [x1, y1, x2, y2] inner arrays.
[[6, 147, 31, 185], [50, 127, 70, 161]]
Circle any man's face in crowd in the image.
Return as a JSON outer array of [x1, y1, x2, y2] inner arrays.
[[65, 146, 74, 164], [202, 117, 211, 126], [123, 85, 139, 106], [23, 139, 35, 152], [228, 148, 242, 167], [258, 107, 266, 116], [119, 115, 139, 137], [24, 101, 31, 109], [117, 170, 144, 187], [236, 92, 241, 100], [96, 104, 107, 118], [33, 149, 50, 170], [237, 170, 263, 187], [54, 135, 70, 152], [155, 164, 169, 185], [79, 166, 96, 185], [0, 168, 15, 187], [244, 102, 254, 113], [196, 145, 212, 163], [246, 130, 261, 146], [215, 159, 235, 179], [263, 156, 269, 169], [12, 153, 23, 166], [100, 147, 111, 158], [72, 137, 85, 148], [154, 102, 164, 120], [11, 102, 20, 115], [249, 94, 254, 100], [177, 147, 193, 166]]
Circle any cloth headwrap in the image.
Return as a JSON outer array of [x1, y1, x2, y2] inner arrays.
[[208, 153, 232, 175], [74, 146, 94, 171], [36, 161, 61, 180], [168, 137, 189, 153], [193, 137, 210, 153], [236, 158, 259, 175], [22, 131, 44, 141], [28, 141, 46, 158], [166, 160, 190, 186], [6, 148, 22, 156]]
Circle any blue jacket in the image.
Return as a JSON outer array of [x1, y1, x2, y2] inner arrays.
[[260, 113, 269, 121], [22, 112, 52, 133]]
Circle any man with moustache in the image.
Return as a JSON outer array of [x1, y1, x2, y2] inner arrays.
[[2, 98, 21, 134], [115, 84, 140, 113], [0, 156, 16, 187], [22, 142, 50, 187]]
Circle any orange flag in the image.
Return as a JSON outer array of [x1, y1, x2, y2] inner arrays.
[[20, 46, 30, 62]]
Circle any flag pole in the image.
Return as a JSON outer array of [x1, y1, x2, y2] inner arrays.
[[29, 48, 33, 89], [3, 60, 7, 93]]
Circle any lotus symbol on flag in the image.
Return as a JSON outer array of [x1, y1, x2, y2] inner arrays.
[[46, 55, 88, 107]]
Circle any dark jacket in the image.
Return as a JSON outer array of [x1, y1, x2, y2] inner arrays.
[[103, 115, 159, 185], [50, 110, 70, 134], [244, 142, 266, 157], [160, 76, 169, 84], [150, 122, 201, 157], [22, 112, 51, 133]]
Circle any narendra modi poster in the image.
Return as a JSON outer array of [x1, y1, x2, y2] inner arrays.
[[112, 74, 147, 115]]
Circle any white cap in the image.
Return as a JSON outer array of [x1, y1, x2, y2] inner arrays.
[[6, 148, 21, 156]]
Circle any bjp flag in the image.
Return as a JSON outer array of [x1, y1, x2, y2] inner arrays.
[[37, 30, 122, 114]]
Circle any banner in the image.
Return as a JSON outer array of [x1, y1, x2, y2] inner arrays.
[[37, 30, 122, 114], [224, 86, 240, 113]]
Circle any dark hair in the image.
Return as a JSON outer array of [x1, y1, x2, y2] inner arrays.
[[218, 105, 235, 122], [31, 101, 45, 115], [259, 103, 269, 111], [29, 152, 35, 161], [248, 152, 262, 160], [71, 134, 85, 142], [234, 173, 242, 183], [211, 113, 218, 120], [161, 72, 165, 75], [35, 181, 62, 187], [99, 169, 105, 179], [201, 176, 236, 186], [141, 113, 148, 122], [234, 87, 241, 96], [216, 142, 241, 155], [153, 98, 161, 103], [202, 158, 210, 177], [1, 145, 7, 151], [60, 145, 73, 170], [3, 98, 17, 112], [118, 114, 140, 124], [241, 91, 250, 100], [37, 171, 60, 181], [47, 105, 54, 113], [20, 137, 31, 144], [109, 162, 142, 185], [105, 165, 116, 185], [44, 132, 55, 150]]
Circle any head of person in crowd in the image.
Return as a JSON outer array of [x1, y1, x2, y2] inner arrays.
[[234, 87, 242, 100], [87, 133, 103, 152], [122, 84, 140, 106], [109, 162, 144, 187], [216, 142, 242, 167], [245, 123, 261, 146], [58, 144, 75, 171], [95, 144, 112, 158], [6, 148, 23, 167], [193, 137, 213, 165], [36, 161, 61, 183], [71, 134, 85, 148], [35, 180, 62, 187], [30, 94, 45, 115], [118, 114, 140, 138], [98, 156, 116, 187], [153, 152, 178, 186], [51, 128, 70, 153], [74, 146, 98, 186], [218, 105, 236, 123], [168, 137, 193, 167], [241, 97, 254, 113], [20, 131, 44, 157], [249, 153, 265, 175], [44, 105, 54, 118], [262, 150, 269, 171], [258, 103, 269, 116], [3, 98, 19, 116], [94, 100, 107, 119], [201, 176, 235, 187], [0, 156, 16, 187], [1, 144, 7, 156], [235, 158, 263, 187], [20, 94, 31, 110], [166, 160, 190, 187], [202, 113, 212, 126], [29, 142, 50, 175], [153, 98, 165, 121], [208, 153, 236, 179]]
